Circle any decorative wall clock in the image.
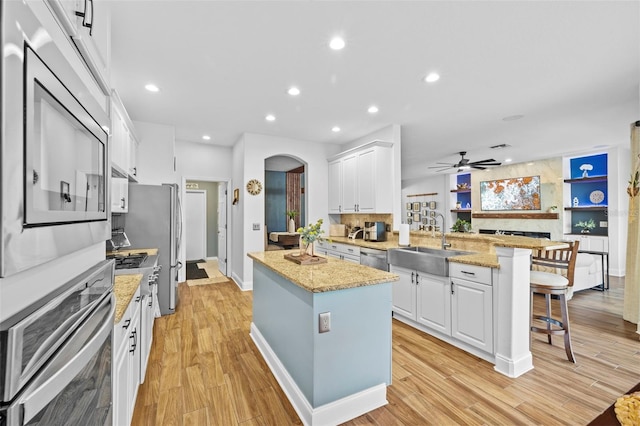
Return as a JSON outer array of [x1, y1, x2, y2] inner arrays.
[[246, 179, 263, 195]]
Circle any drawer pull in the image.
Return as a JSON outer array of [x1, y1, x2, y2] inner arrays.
[[122, 319, 131, 329], [461, 271, 476, 276]]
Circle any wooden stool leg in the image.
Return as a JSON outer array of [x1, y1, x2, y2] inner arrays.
[[559, 294, 576, 363], [545, 294, 552, 345]]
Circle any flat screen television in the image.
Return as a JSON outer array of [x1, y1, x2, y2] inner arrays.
[[480, 176, 541, 211]]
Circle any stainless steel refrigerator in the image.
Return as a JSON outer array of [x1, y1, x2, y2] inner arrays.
[[125, 184, 182, 315]]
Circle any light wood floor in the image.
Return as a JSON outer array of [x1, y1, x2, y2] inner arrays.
[[132, 276, 640, 425]]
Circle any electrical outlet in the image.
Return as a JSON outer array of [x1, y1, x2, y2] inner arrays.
[[319, 312, 331, 333], [253, 223, 260, 231]]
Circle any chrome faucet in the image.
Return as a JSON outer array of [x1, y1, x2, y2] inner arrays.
[[435, 213, 451, 250]]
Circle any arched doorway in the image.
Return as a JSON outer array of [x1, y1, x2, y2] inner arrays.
[[264, 155, 306, 234]]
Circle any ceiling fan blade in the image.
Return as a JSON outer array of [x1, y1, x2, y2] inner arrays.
[[469, 159, 500, 164], [428, 165, 454, 169], [471, 165, 487, 170]]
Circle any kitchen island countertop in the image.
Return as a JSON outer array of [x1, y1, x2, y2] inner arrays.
[[248, 250, 398, 292]]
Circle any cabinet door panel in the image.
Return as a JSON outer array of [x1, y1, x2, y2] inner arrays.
[[416, 273, 450, 335], [451, 278, 493, 352], [328, 160, 342, 213], [341, 155, 358, 212], [390, 266, 416, 320], [356, 149, 376, 212]]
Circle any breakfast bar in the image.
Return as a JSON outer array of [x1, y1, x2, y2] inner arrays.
[[248, 251, 399, 426]]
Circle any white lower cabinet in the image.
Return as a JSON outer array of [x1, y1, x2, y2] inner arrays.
[[140, 281, 157, 383], [113, 286, 142, 426], [111, 177, 128, 213], [391, 262, 494, 354], [315, 241, 360, 263]]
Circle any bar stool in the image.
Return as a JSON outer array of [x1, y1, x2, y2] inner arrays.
[[530, 240, 580, 363]]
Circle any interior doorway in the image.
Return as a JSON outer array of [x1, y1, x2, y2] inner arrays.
[[181, 178, 230, 279], [264, 155, 306, 234]]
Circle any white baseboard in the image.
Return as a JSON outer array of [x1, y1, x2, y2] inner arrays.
[[250, 323, 387, 425], [231, 272, 252, 291], [206, 256, 218, 261]]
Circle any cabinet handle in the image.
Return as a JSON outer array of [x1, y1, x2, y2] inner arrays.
[[120, 197, 125, 209], [130, 329, 137, 353], [135, 296, 141, 303], [451, 282, 455, 295], [411, 272, 414, 284], [461, 271, 476, 276], [133, 167, 137, 176], [122, 319, 131, 329], [75, 0, 94, 35], [415, 272, 420, 285]]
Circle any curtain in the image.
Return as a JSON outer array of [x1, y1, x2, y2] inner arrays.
[[624, 121, 640, 327], [286, 172, 301, 230]]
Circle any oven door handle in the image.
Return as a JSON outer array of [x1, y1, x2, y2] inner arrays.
[[16, 295, 114, 425]]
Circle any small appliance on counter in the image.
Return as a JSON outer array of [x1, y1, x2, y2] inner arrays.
[[348, 227, 363, 239], [106, 229, 131, 251], [364, 222, 386, 241]]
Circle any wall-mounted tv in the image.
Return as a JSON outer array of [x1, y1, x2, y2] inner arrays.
[[480, 176, 541, 211]]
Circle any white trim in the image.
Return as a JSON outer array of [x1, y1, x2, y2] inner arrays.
[[232, 272, 252, 291], [250, 323, 388, 426], [206, 256, 218, 261]]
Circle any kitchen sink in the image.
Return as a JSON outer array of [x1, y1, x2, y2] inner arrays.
[[387, 246, 469, 276]]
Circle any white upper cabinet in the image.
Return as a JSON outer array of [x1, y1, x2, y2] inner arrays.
[[110, 90, 138, 180], [328, 160, 342, 214], [327, 141, 393, 214], [47, 0, 111, 94]]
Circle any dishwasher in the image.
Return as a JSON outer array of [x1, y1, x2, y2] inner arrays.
[[360, 247, 389, 271]]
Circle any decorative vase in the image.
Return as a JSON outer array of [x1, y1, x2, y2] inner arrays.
[[289, 218, 296, 233], [580, 229, 590, 234], [455, 201, 462, 210]]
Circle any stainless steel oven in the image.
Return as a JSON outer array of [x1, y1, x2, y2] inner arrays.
[[1, 0, 110, 277], [0, 260, 115, 426]]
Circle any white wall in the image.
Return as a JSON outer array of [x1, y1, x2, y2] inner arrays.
[[232, 133, 338, 290], [133, 121, 177, 185], [401, 174, 448, 230], [606, 146, 630, 276]]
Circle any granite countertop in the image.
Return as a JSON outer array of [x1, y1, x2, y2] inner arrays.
[[248, 250, 399, 293], [114, 274, 143, 323], [326, 232, 568, 269]]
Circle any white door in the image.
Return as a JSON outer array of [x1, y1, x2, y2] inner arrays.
[[218, 183, 227, 276], [185, 190, 206, 261]]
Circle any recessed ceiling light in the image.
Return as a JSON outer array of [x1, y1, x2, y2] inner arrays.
[[287, 86, 300, 96], [145, 83, 160, 92], [368, 105, 379, 114], [329, 37, 345, 50], [202, 135, 211, 140], [265, 114, 276, 122], [332, 126, 341, 132], [502, 114, 524, 121], [504, 158, 512, 163], [424, 72, 440, 83]]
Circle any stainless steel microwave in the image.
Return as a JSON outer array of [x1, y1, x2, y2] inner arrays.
[[1, 1, 110, 277]]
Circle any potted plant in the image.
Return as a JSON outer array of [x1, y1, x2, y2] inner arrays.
[[451, 218, 471, 233], [575, 218, 596, 234], [286, 210, 298, 233], [297, 219, 327, 256], [547, 205, 558, 213]]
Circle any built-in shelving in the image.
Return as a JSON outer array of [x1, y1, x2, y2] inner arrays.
[[564, 153, 608, 236], [407, 192, 438, 197], [450, 189, 471, 194]]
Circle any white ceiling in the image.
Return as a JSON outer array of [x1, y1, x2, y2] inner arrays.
[[110, 1, 639, 181]]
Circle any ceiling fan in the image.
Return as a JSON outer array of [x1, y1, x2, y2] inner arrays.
[[429, 151, 501, 172]]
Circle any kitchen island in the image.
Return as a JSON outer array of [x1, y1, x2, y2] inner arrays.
[[321, 232, 568, 378], [248, 250, 399, 426]]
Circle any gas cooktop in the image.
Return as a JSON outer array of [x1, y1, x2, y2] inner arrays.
[[106, 252, 148, 270]]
